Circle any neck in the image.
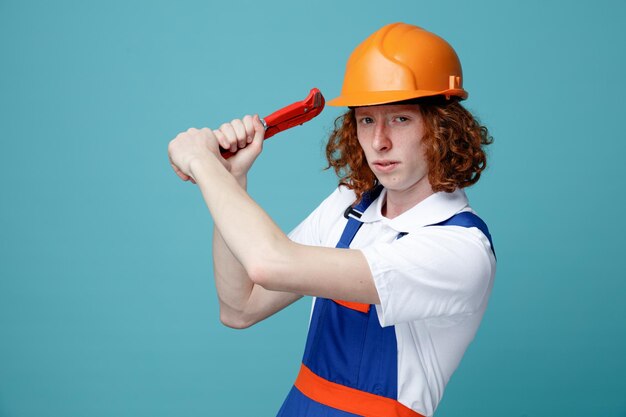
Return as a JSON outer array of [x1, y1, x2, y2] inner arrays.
[[382, 183, 434, 219]]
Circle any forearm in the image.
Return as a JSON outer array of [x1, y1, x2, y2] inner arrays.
[[211, 174, 278, 327], [169, 117, 378, 308], [211, 174, 254, 318], [201, 159, 303, 327], [214, 226, 304, 328], [190, 154, 379, 305], [192, 155, 290, 278], [169, 119, 305, 326], [212, 225, 256, 326]]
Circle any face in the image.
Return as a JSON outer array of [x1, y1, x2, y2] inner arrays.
[[355, 104, 433, 206]]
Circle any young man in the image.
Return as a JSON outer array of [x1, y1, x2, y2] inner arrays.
[[168, 22, 495, 417]]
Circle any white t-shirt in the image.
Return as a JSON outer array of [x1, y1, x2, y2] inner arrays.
[[288, 186, 496, 417]]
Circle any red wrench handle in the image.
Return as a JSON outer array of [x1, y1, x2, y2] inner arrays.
[[220, 88, 325, 159]]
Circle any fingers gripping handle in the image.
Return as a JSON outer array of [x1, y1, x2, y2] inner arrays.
[[219, 88, 325, 159]]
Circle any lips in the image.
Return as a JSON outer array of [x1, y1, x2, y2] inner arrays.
[[372, 160, 399, 173]]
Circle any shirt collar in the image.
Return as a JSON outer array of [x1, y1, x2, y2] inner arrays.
[[358, 188, 469, 233]]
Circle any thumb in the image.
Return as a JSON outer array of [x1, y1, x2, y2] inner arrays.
[[252, 114, 266, 145]]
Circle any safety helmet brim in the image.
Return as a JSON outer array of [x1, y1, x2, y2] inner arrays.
[[327, 88, 468, 107]]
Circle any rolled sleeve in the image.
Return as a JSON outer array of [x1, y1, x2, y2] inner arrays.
[[361, 226, 494, 326]]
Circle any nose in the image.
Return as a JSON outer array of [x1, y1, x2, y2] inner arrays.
[[372, 123, 391, 152]]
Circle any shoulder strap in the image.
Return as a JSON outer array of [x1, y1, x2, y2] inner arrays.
[[333, 185, 383, 313], [336, 185, 383, 249]]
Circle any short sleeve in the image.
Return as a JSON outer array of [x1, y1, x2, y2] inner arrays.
[[361, 225, 495, 326]]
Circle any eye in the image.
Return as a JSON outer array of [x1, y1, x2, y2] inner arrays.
[[359, 117, 374, 124], [394, 116, 409, 123]]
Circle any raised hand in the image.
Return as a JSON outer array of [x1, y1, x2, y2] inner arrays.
[[168, 114, 265, 186]]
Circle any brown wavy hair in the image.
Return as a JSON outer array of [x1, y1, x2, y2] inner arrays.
[[325, 97, 493, 202]]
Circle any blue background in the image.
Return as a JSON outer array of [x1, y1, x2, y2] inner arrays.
[[1, 0, 625, 416]]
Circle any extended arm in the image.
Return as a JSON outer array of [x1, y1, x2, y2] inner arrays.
[[192, 157, 379, 303], [171, 116, 302, 328], [168, 117, 380, 318]]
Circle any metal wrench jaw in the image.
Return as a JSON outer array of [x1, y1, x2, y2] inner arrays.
[[262, 89, 325, 140]]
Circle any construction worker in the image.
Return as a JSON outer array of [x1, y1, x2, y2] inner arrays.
[[168, 22, 495, 417]]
